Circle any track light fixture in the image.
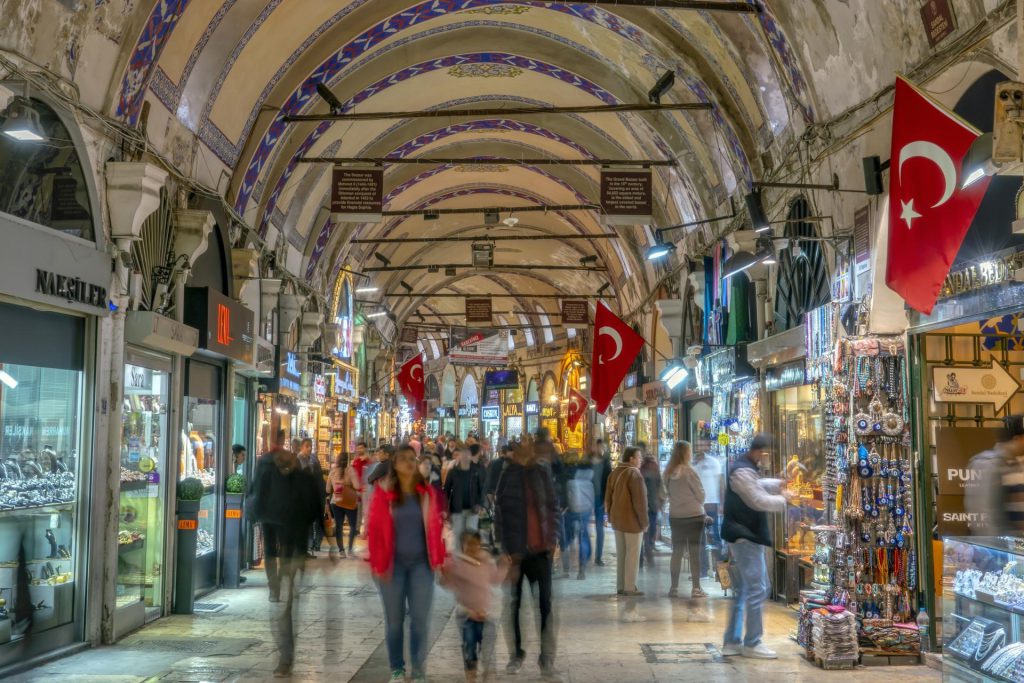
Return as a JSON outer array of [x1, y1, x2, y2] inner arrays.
[[374, 252, 391, 266], [484, 209, 500, 225], [648, 70, 675, 105], [315, 82, 344, 115], [400, 280, 414, 293], [424, 210, 440, 221], [0, 96, 44, 142], [645, 230, 676, 261], [579, 255, 598, 266], [745, 188, 770, 233], [597, 283, 610, 296]]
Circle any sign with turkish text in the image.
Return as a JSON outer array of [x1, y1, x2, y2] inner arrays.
[[524, 401, 540, 415], [313, 374, 327, 403], [448, 327, 508, 366], [642, 381, 668, 405], [334, 368, 358, 403], [854, 205, 871, 275], [330, 165, 383, 222], [920, 0, 956, 48], [939, 248, 1024, 299], [465, 298, 493, 324], [764, 361, 807, 392], [503, 403, 522, 417], [561, 300, 589, 328], [600, 169, 653, 225], [482, 406, 500, 421], [931, 360, 1020, 411], [184, 287, 255, 364]]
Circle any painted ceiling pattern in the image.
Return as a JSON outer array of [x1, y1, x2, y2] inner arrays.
[[114, 0, 815, 329]]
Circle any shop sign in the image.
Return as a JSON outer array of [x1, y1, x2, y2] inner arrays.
[[331, 165, 383, 222], [939, 249, 1024, 300], [313, 374, 327, 403], [482, 406, 500, 421], [125, 311, 199, 356], [853, 205, 871, 275], [334, 369, 357, 403], [503, 403, 522, 417], [525, 401, 540, 415], [765, 361, 806, 392], [178, 519, 197, 530], [225, 509, 241, 519], [184, 287, 255, 364], [265, 350, 302, 396], [920, 0, 956, 48], [465, 298, 492, 324], [931, 360, 1020, 411], [458, 405, 478, 418], [642, 381, 668, 404], [436, 406, 453, 418], [449, 327, 508, 366], [34, 267, 107, 310], [624, 372, 638, 389], [600, 168, 652, 225], [125, 364, 153, 392], [935, 426, 1002, 536], [561, 300, 589, 328], [540, 405, 558, 418]]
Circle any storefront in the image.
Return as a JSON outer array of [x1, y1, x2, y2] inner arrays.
[[642, 381, 673, 462], [503, 403, 523, 443], [182, 287, 255, 597], [481, 405, 500, 449], [329, 364, 358, 463], [705, 346, 759, 464], [424, 375, 440, 437], [525, 378, 540, 435], [440, 366, 457, 437], [457, 374, 479, 441], [117, 312, 199, 635]]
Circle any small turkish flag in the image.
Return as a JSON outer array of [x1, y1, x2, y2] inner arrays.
[[591, 302, 645, 414], [566, 388, 588, 431], [396, 354, 425, 408], [886, 75, 990, 314]]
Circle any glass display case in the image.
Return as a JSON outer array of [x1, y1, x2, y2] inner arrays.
[[182, 392, 220, 593], [0, 360, 82, 642], [117, 362, 169, 615], [771, 384, 825, 556], [942, 536, 1024, 682]]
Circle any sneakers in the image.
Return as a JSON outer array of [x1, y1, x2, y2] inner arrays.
[[505, 658, 523, 675], [720, 643, 742, 656], [621, 589, 644, 597], [540, 668, 564, 683], [622, 610, 647, 623], [595, 559, 605, 566], [576, 569, 586, 580], [410, 673, 428, 682], [388, 670, 405, 682], [742, 644, 778, 659], [667, 587, 679, 597], [273, 662, 292, 678], [692, 587, 708, 598]]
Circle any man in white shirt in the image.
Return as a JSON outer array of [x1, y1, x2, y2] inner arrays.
[[691, 438, 723, 577]]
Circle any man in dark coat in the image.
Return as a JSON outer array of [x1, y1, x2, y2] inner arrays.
[[494, 443, 563, 682]]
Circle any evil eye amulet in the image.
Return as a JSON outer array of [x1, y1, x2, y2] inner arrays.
[[859, 465, 873, 478], [856, 418, 870, 432], [873, 422, 883, 433], [861, 531, 872, 543], [896, 533, 906, 548], [894, 506, 905, 517], [870, 507, 880, 518]]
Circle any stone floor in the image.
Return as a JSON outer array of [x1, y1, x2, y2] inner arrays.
[[10, 537, 942, 683]]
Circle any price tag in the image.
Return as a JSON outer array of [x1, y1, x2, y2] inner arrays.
[[198, 509, 209, 519], [225, 509, 241, 519], [178, 519, 197, 531]]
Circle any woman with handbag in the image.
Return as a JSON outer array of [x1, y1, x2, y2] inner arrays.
[[327, 454, 360, 560]]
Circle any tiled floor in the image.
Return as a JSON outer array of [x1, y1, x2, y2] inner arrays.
[[9, 538, 942, 682]]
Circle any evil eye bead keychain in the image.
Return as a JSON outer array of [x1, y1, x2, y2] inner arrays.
[[855, 410, 872, 436]]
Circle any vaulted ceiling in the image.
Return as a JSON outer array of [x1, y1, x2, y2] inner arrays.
[[115, 0, 816, 337]]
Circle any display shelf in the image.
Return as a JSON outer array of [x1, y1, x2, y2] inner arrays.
[[0, 501, 74, 517], [117, 539, 145, 553]]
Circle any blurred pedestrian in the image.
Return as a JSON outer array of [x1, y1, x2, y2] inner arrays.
[[967, 415, 1024, 534], [368, 445, 446, 683], [721, 434, 793, 659], [640, 453, 664, 567], [441, 530, 510, 683], [445, 445, 485, 549], [664, 441, 707, 598], [351, 442, 370, 535], [327, 454, 359, 560], [297, 438, 325, 555], [249, 429, 322, 677], [605, 447, 647, 602], [590, 439, 612, 566], [565, 456, 595, 579], [692, 437, 723, 576], [493, 443, 562, 682]]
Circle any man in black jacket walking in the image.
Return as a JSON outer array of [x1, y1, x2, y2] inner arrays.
[[494, 443, 563, 682], [444, 445, 485, 549]]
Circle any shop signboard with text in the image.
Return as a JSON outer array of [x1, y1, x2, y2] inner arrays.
[[184, 287, 255, 365], [931, 360, 1020, 412], [449, 327, 508, 366], [331, 165, 383, 222], [600, 168, 652, 225], [935, 426, 1002, 536]]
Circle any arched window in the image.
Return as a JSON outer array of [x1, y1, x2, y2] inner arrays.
[[518, 314, 535, 347], [497, 316, 515, 350], [428, 338, 441, 360], [536, 305, 554, 344], [0, 98, 95, 240]]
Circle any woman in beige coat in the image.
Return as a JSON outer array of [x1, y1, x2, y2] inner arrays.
[[604, 447, 648, 598]]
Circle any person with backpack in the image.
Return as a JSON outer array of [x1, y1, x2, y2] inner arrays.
[[565, 458, 596, 579]]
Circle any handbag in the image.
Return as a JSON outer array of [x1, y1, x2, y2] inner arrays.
[[716, 560, 733, 590], [324, 508, 336, 537], [338, 482, 359, 510]]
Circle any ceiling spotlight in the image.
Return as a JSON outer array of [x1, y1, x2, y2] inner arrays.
[[723, 237, 775, 278], [579, 255, 598, 266], [597, 282, 610, 296], [374, 252, 391, 266], [502, 214, 519, 227], [0, 370, 18, 390], [366, 310, 388, 318], [660, 360, 689, 390], [745, 188, 770, 233], [1, 97, 44, 142], [646, 237, 676, 261], [355, 286, 379, 293], [424, 210, 440, 221], [445, 266, 457, 276], [315, 82, 344, 114], [400, 280, 414, 293], [648, 70, 676, 105], [427, 265, 439, 273], [484, 209, 500, 225], [961, 132, 997, 190], [471, 243, 494, 268]]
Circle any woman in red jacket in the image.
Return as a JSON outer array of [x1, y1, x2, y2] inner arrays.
[[368, 444, 446, 683]]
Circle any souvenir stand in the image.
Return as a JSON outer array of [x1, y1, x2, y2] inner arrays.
[[800, 334, 920, 667], [706, 346, 758, 464]]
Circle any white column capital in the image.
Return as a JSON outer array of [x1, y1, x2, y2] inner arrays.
[[105, 162, 168, 244], [173, 209, 215, 268]]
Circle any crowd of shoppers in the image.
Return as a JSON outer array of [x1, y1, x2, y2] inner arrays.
[[246, 427, 796, 679]]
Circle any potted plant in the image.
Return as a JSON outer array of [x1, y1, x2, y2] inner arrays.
[[176, 477, 205, 514], [222, 473, 247, 589], [173, 477, 205, 614]]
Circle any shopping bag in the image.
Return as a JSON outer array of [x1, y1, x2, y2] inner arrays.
[[716, 560, 733, 590]]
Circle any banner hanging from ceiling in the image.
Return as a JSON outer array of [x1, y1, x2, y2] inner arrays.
[[448, 327, 508, 366]]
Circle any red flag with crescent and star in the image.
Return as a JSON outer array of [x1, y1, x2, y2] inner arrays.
[[590, 302, 645, 415], [396, 353, 425, 413], [566, 387, 588, 431], [886, 75, 990, 314]]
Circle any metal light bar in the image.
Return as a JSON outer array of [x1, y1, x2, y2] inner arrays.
[[659, 197, 736, 234], [382, 204, 597, 217], [562, 1, 759, 10], [755, 175, 866, 194], [351, 233, 620, 244], [298, 156, 676, 167], [385, 293, 605, 299], [365, 264, 607, 272], [283, 102, 711, 122]]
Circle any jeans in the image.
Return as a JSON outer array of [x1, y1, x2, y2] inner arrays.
[[377, 560, 435, 675], [615, 530, 642, 593], [594, 503, 606, 562], [262, 523, 305, 667], [450, 509, 480, 549], [669, 516, 705, 590], [641, 510, 659, 565], [461, 617, 496, 672], [565, 510, 592, 567], [724, 540, 770, 648], [506, 551, 555, 668], [262, 523, 296, 599], [702, 503, 722, 576], [331, 504, 358, 552], [557, 512, 571, 574]]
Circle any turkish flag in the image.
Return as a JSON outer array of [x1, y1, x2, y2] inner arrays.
[[591, 302, 645, 414], [396, 354, 425, 408], [566, 387, 588, 431], [886, 75, 990, 314]]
